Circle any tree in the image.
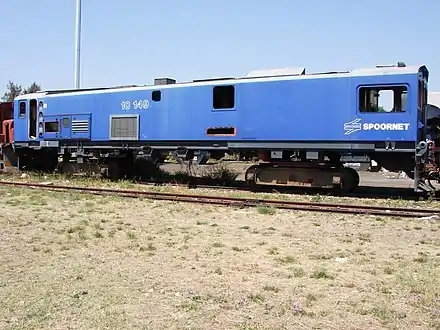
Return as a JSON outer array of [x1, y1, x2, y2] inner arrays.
[[1, 81, 42, 102], [2, 81, 22, 102], [23, 82, 41, 95]]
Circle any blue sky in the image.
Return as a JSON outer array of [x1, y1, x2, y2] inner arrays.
[[1, 0, 439, 93]]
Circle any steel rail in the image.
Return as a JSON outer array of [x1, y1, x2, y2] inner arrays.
[[137, 181, 439, 212], [138, 180, 438, 201], [0, 180, 438, 218]]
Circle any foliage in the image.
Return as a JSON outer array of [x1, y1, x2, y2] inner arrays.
[[1, 81, 42, 102]]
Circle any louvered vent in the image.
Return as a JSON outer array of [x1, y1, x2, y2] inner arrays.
[[72, 119, 89, 133], [110, 115, 139, 140]]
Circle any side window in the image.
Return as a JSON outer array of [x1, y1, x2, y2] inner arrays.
[[44, 121, 59, 133], [359, 86, 407, 113], [213, 85, 235, 109], [19, 101, 26, 117], [152, 90, 161, 102]]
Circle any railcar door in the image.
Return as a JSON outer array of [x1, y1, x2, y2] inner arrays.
[[418, 75, 428, 142], [356, 84, 411, 140], [29, 99, 38, 139]]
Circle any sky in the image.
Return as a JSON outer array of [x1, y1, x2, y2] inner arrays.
[[1, 0, 440, 94]]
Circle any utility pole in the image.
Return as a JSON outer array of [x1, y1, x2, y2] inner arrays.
[[74, 0, 82, 89]]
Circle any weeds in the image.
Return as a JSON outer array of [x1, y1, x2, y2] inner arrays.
[[1, 182, 439, 330], [310, 267, 334, 280], [256, 206, 276, 215], [276, 255, 297, 264], [262, 285, 280, 293]]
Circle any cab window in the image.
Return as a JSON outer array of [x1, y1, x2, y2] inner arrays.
[[19, 101, 26, 117], [359, 86, 407, 113]]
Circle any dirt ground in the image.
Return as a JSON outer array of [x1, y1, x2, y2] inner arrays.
[[1, 185, 440, 330]]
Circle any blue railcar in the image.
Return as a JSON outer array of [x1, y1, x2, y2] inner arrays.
[[12, 63, 439, 192]]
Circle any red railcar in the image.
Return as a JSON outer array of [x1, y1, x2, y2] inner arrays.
[[0, 102, 16, 168]]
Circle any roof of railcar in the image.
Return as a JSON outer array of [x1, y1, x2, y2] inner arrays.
[[15, 63, 427, 101]]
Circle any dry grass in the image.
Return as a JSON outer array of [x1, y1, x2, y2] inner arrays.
[[1, 186, 440, 329]]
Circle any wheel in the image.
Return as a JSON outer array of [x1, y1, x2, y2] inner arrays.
[[340, 167, 360, 192], [245, 165, 259, 184], [106, 159, 122, 181], [244, 165, 259, 191]]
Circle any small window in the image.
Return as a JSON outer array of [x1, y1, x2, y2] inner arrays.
[[359, 86, 407, 113], [213, 85, 235, 109], [152, 90, 161, 102], [62, 117, 70, 128], [19, 101, 26, 117], [44, 121, 59, 133]]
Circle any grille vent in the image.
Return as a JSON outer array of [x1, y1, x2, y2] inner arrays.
[[71, 119, 89, 133], [110, 115, 139, 140]]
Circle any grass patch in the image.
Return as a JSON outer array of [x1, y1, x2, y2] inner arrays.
[[262, 285, 280, 293], [276, 255, 297, 264], [256, 206, 276, 215], [310, 267, 334, 280], [0, 183, 439, 329]]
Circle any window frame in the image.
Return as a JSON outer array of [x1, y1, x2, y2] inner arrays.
[[44, 121, 60, 133], [152, 90, 161, 102], [356, 84, 410, 115], [19, 101, 26, 118], [212, 85, 236, 110]]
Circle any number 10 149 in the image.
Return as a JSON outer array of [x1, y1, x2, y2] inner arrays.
[[120, 100, 149, 111]]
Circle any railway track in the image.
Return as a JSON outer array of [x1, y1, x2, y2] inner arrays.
[[0, 180, 438, 218], [139, 179, 438, 201]]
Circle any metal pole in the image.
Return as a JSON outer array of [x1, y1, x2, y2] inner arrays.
[[74, 0, 82, 89]]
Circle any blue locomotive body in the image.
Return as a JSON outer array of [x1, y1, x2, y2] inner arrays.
[[14, 66, 424, 144], [11, 63, 437, 192]]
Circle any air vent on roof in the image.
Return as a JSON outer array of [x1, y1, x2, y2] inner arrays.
[[193, 77, 235, 83], [376, 62, 406, 68], [245, 67, 306, 78], [154, 78, 176, 85]]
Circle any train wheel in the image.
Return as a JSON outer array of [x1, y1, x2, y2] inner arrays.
[[244, 165, 258, 184], [244, 165, 260, 191], [107, 159, 122, 181], [131, 158, 161, 181], [38, 153, 59, 173], [339, 167, 360, 192]]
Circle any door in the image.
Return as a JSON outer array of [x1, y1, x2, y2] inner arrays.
[[356, 84, 411, 141], [417, 78, 428, 142], [29, 99, 38, 139]]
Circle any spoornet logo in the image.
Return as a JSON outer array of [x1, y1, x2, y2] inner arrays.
[[344, 118, 410, 135], [344, 119, 362, 135]]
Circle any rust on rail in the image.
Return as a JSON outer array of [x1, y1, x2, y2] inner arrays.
[[0, 180, 438, 219]]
